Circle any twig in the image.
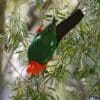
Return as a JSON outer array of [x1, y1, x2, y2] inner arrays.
[[9, 60, 25, 80], [3, 51, 26, 80]]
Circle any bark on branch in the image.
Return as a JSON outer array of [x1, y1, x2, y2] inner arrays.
[[0, 0, 6, 93]]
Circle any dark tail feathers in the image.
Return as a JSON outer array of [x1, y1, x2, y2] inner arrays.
[[56, 9, 84, 43]]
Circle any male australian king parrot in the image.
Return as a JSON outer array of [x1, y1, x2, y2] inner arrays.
[[27, 9, 84, 76]]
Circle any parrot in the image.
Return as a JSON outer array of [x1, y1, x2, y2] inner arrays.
[[26, 9, 84, 76]]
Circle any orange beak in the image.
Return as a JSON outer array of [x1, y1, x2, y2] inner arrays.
[[26, 61, 45, 76]]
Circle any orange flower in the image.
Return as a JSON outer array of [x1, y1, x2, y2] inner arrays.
[[27, 61, 45, 76]]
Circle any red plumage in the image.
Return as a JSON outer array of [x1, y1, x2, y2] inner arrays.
[[36, 25, 44, 33], [27, 61, 45, 76]]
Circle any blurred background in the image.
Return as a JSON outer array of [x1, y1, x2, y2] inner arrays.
[[0, 0, 100, 100]]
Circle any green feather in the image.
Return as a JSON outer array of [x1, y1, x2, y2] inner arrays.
[[28, 21, 57, 64]]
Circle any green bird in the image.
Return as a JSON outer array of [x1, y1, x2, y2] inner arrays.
[[27, 9, 84, 76], [28, 18, 57, 64]]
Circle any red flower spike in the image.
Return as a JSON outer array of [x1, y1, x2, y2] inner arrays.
[[26, 61, 45, 76], [36, 25, 44, 33]]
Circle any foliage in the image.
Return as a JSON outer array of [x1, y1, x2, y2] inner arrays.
[[6, 0, 100, 100]]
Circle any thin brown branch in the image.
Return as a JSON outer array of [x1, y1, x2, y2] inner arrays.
[[9, 60, 25, 80], [3, 51, 26, 80]]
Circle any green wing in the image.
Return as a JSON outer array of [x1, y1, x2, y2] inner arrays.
[[28, 22, 57, 64]]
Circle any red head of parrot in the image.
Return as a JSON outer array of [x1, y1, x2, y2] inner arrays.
[[27, 61, 45, 76]]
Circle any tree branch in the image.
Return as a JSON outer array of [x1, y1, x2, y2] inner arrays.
[[0, 0, 7, 95]]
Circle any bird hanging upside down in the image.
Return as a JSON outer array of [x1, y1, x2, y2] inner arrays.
[[27, 9, 84, 76]]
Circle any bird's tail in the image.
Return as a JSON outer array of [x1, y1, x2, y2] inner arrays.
[[56, 9, 84, 43]]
